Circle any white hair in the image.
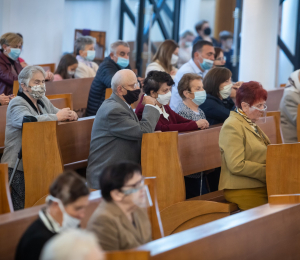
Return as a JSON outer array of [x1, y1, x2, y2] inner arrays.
[[111, 69, 135, 93], [40, 229, 103, 260], [75, 36, 95, 55], [110, 40, 130, 54], [18, 65, 46, 92]]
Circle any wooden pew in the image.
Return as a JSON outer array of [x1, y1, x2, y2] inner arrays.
[[35, 63, 56, 73], [297, 104, 300, 142], [0, 164, 13, 214], [0, 177, 160, 260], [0, 105, 7, 155], [136, 203, 300, 259], [269, 194, 300, 205], [140, 116, 277, 235], [266, 111, 283, 144], [45, 77, 94, 114], [46, 93, 73, 110], [266, 142, 300, 196]]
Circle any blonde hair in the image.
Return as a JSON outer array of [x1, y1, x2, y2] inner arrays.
[[0, 33, 23, 49], [152, 40, 179, 73]]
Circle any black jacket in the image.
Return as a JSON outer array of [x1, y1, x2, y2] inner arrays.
[[15, 218, 57, 260], [200, 94, 235, 125], [86, 57, 130, 116]]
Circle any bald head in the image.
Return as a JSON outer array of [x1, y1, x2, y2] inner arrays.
[[111, 69, 137, 93]]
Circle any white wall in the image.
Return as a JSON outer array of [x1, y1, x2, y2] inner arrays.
[[239, 0, 279, 90], [0, 0, 65, 65], [62, 0, 121, 56], [278, 0, 298, 85]]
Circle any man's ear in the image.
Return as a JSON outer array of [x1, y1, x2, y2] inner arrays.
[[79, 49, 85, 57]]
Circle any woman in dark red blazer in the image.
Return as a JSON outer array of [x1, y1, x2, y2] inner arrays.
[[135, 71, 209, 132], [0, 33, 23, 96]]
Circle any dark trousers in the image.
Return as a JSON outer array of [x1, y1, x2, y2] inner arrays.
[[184, 174, 209, 199]]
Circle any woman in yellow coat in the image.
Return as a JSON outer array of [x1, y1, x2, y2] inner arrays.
[[219, 81, 270, 211]]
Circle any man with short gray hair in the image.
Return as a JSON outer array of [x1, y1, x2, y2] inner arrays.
[[86, 40, 131, 116], [86, 69, 160, 189]]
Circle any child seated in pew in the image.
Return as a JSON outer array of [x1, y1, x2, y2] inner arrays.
[[40, 229, 104, 260], [87, 162, 152, 251], [53, 54, 78, 81], [135, 71, 209, 132], [15, 171, 90, 260]]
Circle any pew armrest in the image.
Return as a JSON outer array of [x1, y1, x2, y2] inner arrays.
[[160, 200, 232, 236]]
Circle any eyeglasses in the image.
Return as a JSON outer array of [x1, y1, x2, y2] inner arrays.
[[246, 103, 267, 111], [215, 56, 226, 62], [121, 177, 145, 195], [123, 82, 140, 90]]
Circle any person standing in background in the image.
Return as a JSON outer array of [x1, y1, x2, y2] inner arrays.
[[219, 31, 234, 72], [178, 30, 195, 68], [193, 20, 219, 46]]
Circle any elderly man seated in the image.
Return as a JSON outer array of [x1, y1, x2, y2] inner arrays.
[[1, 65, 78, 210], [86, 69, 160, 189], [86, 40, 132, 116]]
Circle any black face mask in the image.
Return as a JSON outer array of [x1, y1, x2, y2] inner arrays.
[[204, 27, 211, 36], [123, 88, 141, 105]]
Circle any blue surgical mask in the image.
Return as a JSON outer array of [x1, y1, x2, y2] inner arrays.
[[192, 90, 207, 106], [117, 57, 129, 68], [8, 48, 21, 61], [85, 50, 96, 61], [199, 58, 214, 71]]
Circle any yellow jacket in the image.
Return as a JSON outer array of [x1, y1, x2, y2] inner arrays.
[[218, 111, 270, 190]]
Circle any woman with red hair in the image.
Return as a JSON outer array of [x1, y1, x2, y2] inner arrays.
[[218, 81, 270, 211]]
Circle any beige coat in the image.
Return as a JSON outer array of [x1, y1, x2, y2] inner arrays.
[[75, 61, 98, 78], [218, 112, 270, 190], [87, 201, 152, 251], [280, 69, 300, 143]]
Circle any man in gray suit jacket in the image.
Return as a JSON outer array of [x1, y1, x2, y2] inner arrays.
[[87, 69, 160, 189]]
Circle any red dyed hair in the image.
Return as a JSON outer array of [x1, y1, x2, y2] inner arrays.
[[236, 81, 267, 109]]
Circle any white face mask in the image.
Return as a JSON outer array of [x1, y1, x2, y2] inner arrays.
[[47, 195, 81, 231], [156, 91, 172, 105], [171, 54, 179, 65], [68, 71, 75, 77], [219, 83, 233, 99]]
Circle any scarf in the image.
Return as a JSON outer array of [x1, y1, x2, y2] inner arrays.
[[235, 108, 270, 146]]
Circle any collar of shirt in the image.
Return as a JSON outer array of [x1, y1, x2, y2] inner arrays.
[[123, 100, 131, 109], [188, 58, 203, 76], [76, 55, 93, 68], [39, 208, 61, 233], [155, 105, 169, 120]]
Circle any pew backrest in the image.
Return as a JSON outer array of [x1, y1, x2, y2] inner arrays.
[[0, 105, 7, 154], [297, 104, 300, 142], [266, 88, 284, 111], [266, 143, 300, 196], [47, 93, 73, 110], [45, 77, 94, 113], [0, 163, 13, 214], [266, 111, 283, 144], [35, 63, 56, 73]]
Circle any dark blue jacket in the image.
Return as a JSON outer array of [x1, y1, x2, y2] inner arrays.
[[200, 94, 235, 125], [86, 57, 130, 116]]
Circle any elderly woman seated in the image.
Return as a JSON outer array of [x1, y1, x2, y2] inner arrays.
[[135, 71, 209, 132], [87, 162, 152, 251], [75, 36, 99, 78], [175, 73, 208, 123], [0, 65, 78, 210], [16, 171, 90, 260], [219, 81, 270, 211]]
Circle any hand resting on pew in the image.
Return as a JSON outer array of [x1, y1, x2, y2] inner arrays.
[[56, 108, 78, 122]]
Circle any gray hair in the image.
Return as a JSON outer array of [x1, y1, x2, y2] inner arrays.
[[74, 36, 95, 55], [40, 229, 104, 260], [180, 30, 194, 39], [18, 65, 46, 92], [110, 40, 130, 54], [111, 69, 135, 93]]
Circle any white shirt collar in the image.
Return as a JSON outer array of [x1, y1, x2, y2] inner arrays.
[[188, 58, 203, 75], [156, 105, 169, 120]]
